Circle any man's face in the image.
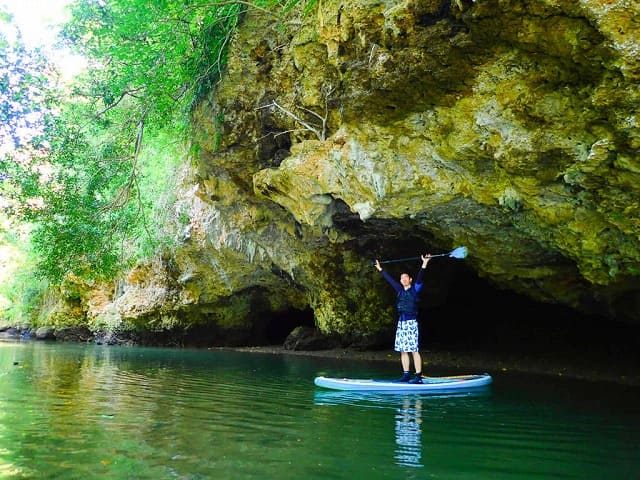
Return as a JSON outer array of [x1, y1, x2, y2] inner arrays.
[[400, 273, 412, 287]]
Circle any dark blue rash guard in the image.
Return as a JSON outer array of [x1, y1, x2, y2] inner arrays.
[[380, 267, 426, 321]]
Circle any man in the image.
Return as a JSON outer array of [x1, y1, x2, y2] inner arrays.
[[374, 254, 431, 384]]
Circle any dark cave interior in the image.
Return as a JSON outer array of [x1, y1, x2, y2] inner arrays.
[[263, 259, 640, 364]]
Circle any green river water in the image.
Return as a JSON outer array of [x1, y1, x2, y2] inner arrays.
[[0, 340, 638, 479]]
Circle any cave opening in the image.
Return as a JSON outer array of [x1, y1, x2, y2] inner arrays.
[[422, 260, 640, 364], [259, 307, 316, 345], [328, 203, 640, 364]]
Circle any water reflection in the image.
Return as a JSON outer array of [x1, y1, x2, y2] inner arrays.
[[314, 388, 492, 471], [394, 397, 423, 468], [313, 391, 425, 467], [4, 343, 638, 480]]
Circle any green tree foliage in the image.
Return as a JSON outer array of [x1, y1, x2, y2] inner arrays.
[[0, 10, 54, 153], [60, 0, 248, 129], [2, 0, 248, 283], [2, 0, 312, 286], [0, 10, 54, 321]]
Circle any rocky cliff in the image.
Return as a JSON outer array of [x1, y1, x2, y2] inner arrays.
[[75, 0, 639, 345]]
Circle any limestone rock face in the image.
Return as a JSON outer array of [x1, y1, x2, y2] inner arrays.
[[99, 0, 640, 337]]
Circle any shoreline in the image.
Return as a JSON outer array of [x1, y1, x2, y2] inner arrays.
[[3, 328, 636, 386], [224, 345, 640, 387]]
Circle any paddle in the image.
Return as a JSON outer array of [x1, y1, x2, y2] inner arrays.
[[375, 246, 468, 265]]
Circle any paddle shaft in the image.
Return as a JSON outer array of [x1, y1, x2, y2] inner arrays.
[[376, 253, 449, 265]]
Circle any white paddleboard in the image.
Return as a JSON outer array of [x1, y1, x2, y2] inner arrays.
[[314, 373, 493, 393]]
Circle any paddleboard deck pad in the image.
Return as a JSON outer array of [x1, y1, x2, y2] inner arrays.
[[314, 373, 492, 393]]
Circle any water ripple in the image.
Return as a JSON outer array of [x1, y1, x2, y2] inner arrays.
[[1, 344, 638, 480]]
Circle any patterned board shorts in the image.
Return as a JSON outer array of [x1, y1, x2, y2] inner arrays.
[[394, 319, 419, 352]]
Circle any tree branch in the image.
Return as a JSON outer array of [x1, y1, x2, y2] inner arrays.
[[258, 85, 334, 141]]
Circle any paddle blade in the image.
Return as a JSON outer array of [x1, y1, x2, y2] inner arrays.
[[448, 246, 467, 259]]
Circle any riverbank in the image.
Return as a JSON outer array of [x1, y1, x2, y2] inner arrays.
[[224, 345, 640, 386], [3, 323, 637, 386]]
